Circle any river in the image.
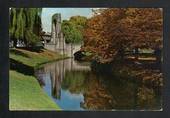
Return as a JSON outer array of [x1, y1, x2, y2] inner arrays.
[[35, 58, 162, 111]]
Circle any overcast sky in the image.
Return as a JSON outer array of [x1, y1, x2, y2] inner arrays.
[[41, 8, 94, 32]]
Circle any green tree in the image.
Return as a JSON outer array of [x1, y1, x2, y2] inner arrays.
[[70, 16, 87, 31], [9, 8, 42, 47], [61, 16, 87, 44]]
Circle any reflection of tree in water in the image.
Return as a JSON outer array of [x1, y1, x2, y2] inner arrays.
[[36, 58, 161, 110], [136, 86, 161, 109], [61, 70, 88, 94], [59, 70, 161, 110], [81, 74, 116, 110], [80, 73, 161, 110], [40, 58, 90, 100]]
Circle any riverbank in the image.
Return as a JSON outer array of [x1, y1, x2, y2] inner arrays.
[[91, 58, 163, 88], [9, 48, 66, 110], [112, 60, 163, 87]]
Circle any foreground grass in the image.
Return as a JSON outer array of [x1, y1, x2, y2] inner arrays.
[[9, 48, 66, 110], [10, 70, 61, 110]]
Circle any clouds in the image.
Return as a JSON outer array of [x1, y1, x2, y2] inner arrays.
[[41, 8, 93, 32]]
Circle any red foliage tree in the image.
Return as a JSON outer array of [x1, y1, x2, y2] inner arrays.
[[82, 8, 163, 63]]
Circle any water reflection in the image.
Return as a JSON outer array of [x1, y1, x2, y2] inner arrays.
[[35, 58, 162, 110]]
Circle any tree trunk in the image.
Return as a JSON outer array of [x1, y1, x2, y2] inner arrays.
[[13, 39, 17, 48], [24, 40, 29, 48], [119, 48, 124, 60], [134, 47, 139, 60], [154, 48, 161, 69]]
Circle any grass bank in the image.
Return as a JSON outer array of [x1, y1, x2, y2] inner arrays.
[[10, 48, 67, 68], [10, 70, 60, 110], [9, 48, 67, 110]]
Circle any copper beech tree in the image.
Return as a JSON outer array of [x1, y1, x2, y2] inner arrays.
[[82, 8, 163, 63]]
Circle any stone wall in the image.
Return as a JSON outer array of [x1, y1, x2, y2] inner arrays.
[[45, 43, 81, 57], [43, 13, 81, 57]]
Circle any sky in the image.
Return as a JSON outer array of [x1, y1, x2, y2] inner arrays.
[[41, 8, 94, 32]]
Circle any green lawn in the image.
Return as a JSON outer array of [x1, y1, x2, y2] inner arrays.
[[9, 48, 66, 110], [10, 48, 66, 68], [10, 70, 61, 110]]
